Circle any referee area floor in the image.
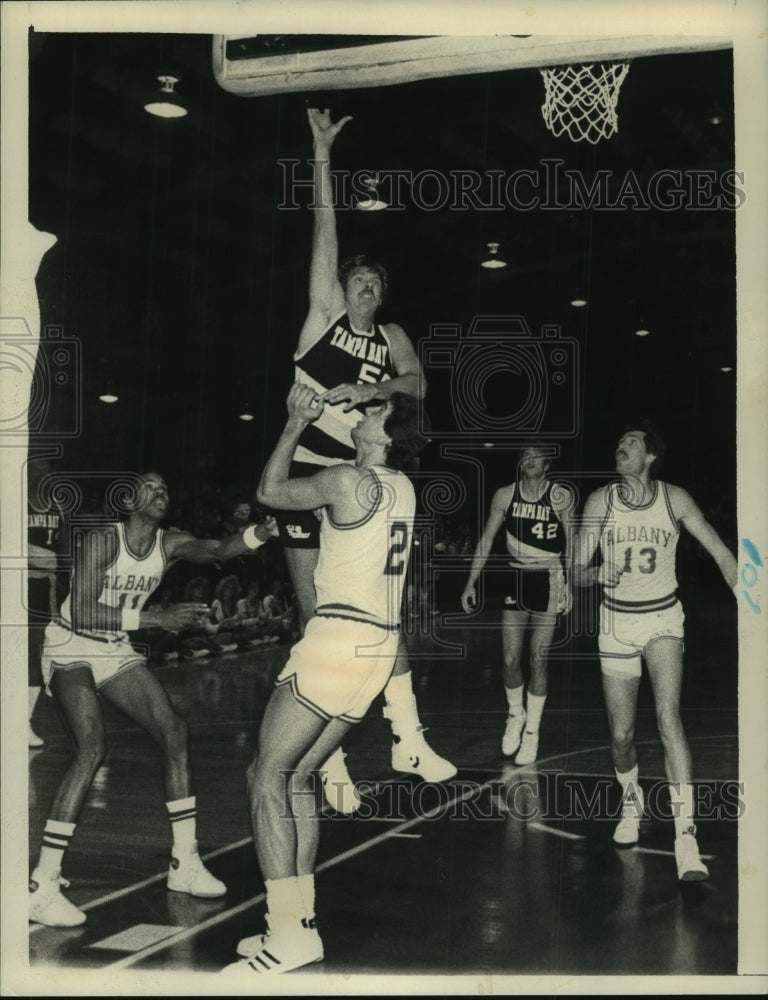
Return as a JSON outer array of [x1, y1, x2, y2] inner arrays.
[[27, 586, 739, 983]]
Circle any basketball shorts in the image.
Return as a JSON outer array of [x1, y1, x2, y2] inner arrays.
[[501, 567, 561, 616], [275, 615, 398, 723], [598, 600, 685, 678], [272, 462, 324, 549], [40, 621, 145, 694]]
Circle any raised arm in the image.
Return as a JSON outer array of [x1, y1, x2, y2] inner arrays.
[[296, 108, 352, 357], [461, 487, 512, 612], [669, 485, 738, 589], [256, 382, 349, 512]]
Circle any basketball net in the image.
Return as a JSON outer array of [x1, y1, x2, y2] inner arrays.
[[540, 62, 630, 144]]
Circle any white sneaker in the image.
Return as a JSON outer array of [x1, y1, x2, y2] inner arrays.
[[675, 825, 709, 881], [167, 843, 226, 897], [238, 916, 315, 958], [514, 729, 539, 766], [501, 711, 526, 757], [613, 784, 645, 847], [321, 747, 361, 814], [29, 726, 44, 748], [391, 727, 457, 781], [29, 869, 86, 927], [223, 919, 323, 976]]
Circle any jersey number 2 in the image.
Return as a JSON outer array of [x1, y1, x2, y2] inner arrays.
[[384, 522, 408, 576], [532, 522, 558, 540]]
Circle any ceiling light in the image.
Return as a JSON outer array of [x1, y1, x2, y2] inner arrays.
[[99, 393, 118, 404], [239, 404, 255, 422], [634, 328, 650, 337], [481, 243, 507, 269], [570, 297, 587, 307], [356, 175, 389, 211], [706, 102, 725, 126], [719, 365, 733, 373], [144, 75, 188, 119]]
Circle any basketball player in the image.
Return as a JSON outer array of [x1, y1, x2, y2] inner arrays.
[[271, 107, 455, 806], [572, 423, 737, 880], [27, 458, 64, 747], [220, 384, 428, 977], [461, 446, 573, 764], [29, 473, 276, 927]]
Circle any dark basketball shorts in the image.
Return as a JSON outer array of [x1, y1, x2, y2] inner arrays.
[[501, 568, 553, 616], [272, 462, 325, 550]]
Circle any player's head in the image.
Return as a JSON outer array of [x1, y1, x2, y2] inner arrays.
[[339, 254, 389, 307], [517, 443, 553, 478], [382, 393, 430, 470], [616, 421, 666, 477], [132, 472, 169, 518]]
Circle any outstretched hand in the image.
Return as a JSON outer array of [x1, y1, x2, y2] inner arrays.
[[322, 382, 378, 413], [307, 107, 353, 151]]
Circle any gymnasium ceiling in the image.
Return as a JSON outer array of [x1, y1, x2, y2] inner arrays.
[[28, 30, 738, 503]]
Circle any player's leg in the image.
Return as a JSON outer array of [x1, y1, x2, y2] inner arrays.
[[29, 665, 106, 926], [601, 667, 644, 846], [645, 637, 708, 880], [100, 662, 224, 897], [280, 529, 360, 812], [384, 637, 457, 781], [28, 576, 52, 747], [235, 683, 335, 969], [515, 615, 556, 765], [501, 608, 528, 756]]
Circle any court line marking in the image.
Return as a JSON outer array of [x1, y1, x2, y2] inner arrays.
[[101, 781, 491, 970], [31, 732, 738, 934], [527, 821, 716, 861]]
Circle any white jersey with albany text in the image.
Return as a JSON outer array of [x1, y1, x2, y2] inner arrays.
[[314, 466, 415, 629], [60, 521, 166, 638], [599, 480, 679, 613]]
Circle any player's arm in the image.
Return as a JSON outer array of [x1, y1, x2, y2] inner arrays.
[[257, 383, 348, 511], [461, 487, 510, 612], [28, 542, 57, 573], [296, 108, 352, 357], [669, 485, 738, 589], [164, 518, 277, 566], [553, 482, 577, 553], [321, 323, 426, 412], [571, 487, 621, 588], [553, 482, 577, 612], [69, 526, 121, 633]]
